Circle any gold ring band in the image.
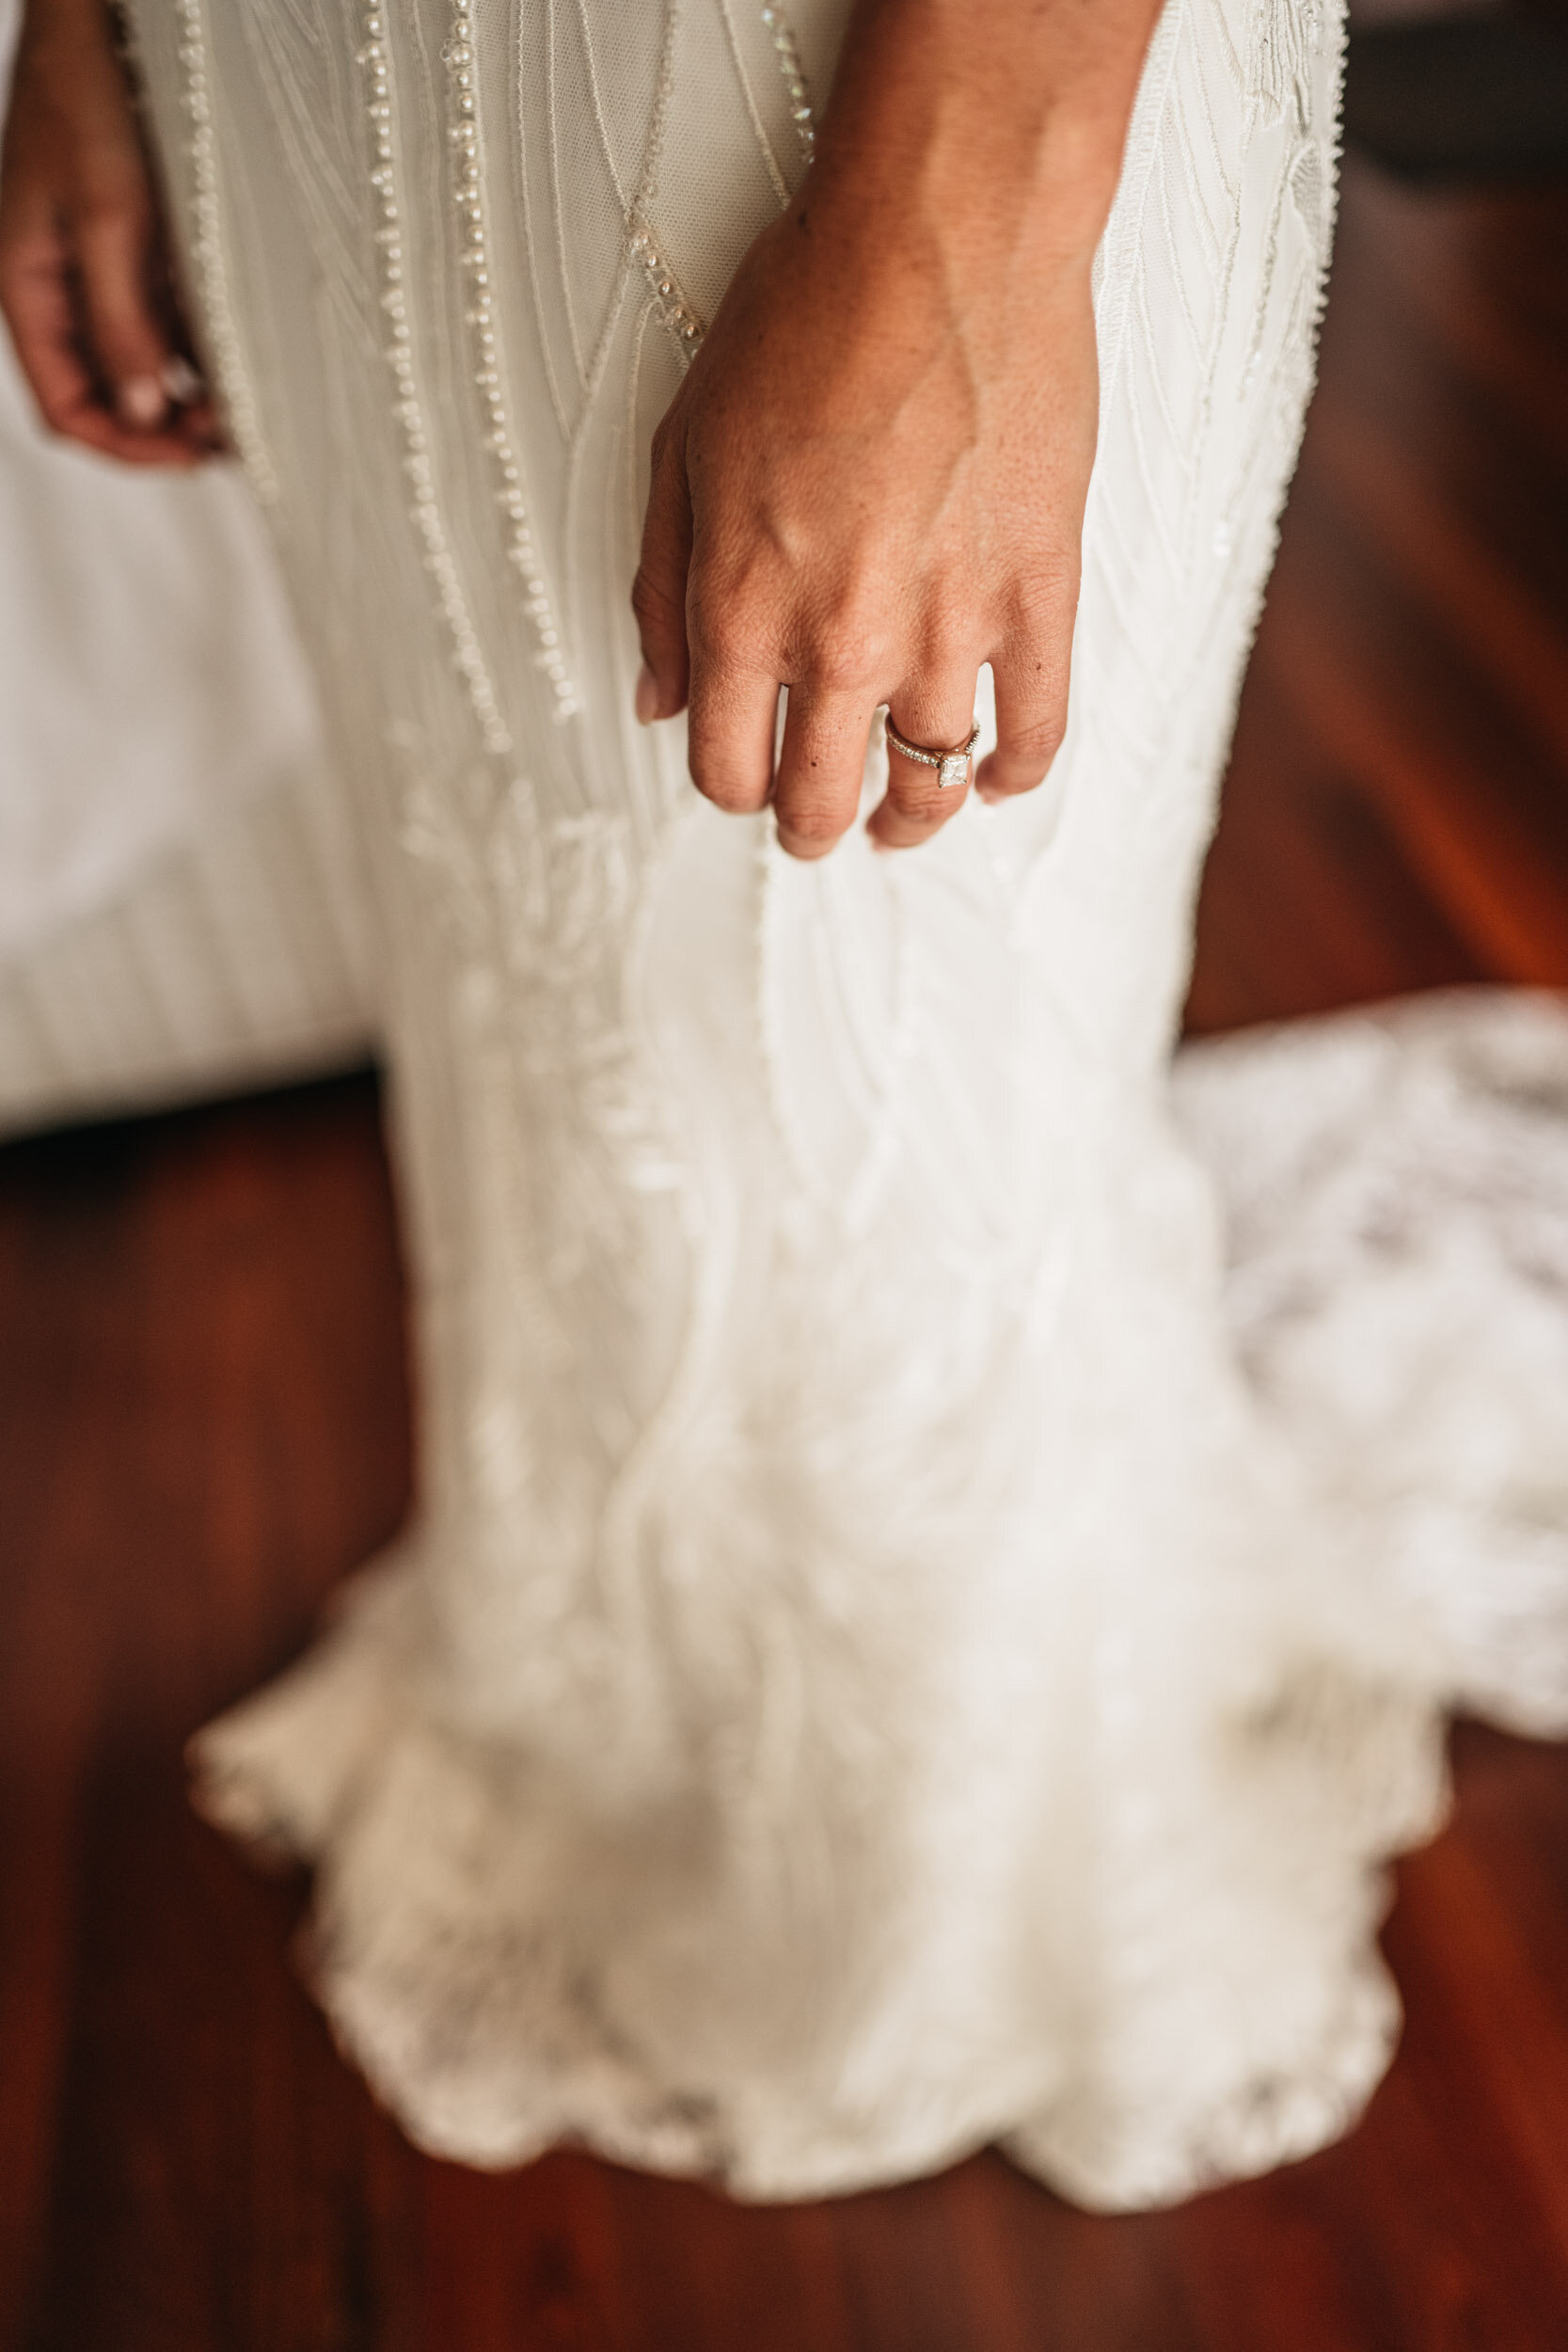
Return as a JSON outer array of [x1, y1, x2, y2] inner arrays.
[[884, 713, 982, 791]]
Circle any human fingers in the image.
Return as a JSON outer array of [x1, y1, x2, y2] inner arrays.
[[0, 206, 103, 441], [156, 347, 223, 453], [631, 412, 694, 722], [0, 199, 203, 466], [974, 577, 1076, 804], [685, 650, 781, 818], [773, 684, 877, 860], [866, 673, 980, 851], [72, 188, 210, 462]]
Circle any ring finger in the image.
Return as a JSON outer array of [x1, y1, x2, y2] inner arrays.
[[866, 673, 982, 851]]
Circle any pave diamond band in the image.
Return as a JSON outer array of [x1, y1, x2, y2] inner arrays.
[[884, 714, 982, 791]]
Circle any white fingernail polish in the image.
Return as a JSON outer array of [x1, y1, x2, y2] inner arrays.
[[161, 357, 204, 405], [118, 375, 166, 428]]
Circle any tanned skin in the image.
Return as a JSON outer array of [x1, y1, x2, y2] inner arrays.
[[0, 0, 1161, 856]]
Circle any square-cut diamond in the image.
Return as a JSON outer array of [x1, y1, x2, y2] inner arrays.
[[939, 754, 967, 789]]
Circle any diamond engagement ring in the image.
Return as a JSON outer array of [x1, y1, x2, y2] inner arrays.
[[884, 714, 982, 791]]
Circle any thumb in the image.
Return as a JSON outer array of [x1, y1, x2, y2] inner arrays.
[[630, 418, 693, 722]]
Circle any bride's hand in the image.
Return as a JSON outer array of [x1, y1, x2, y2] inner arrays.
[[0, 0, 217, 464], [633, 0, 1158, 858]]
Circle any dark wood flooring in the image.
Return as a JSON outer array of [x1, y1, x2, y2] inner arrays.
[[3, 152, 1568, 2352]]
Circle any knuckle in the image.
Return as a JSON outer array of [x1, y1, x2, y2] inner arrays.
[[682, 595, 727, 662], [0, 246, 46, 325], [701, 787, 748, 817], [74, 190, 146, 246], [990, 705, 1067, 794], [688, 595, 769, 678], [805, 627, 889, 694], [687, 707, 767, 814], [1010, 707, 1067, 764], [886, 784, 946, 831], [799, 581, 893, 691], [1008, 561, 1080, 643], [889, 770, 945, 814], [77, 158, 153, 215], [777, 799, 847, 852], [924, 584, 979, 651], [690, 759, 764, 817], [630, 564, 681, 633]]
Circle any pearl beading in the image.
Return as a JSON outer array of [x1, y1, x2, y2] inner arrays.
[[625, 6, 816, 362], [627, 227, 707, 355], [761, 7, 816, 172], [174, 0, 279, 505], [442, 0, 579, 723], [621, 7, 709, 360], [358, 7, 514, 757]]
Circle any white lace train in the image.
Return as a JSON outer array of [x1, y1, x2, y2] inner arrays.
[[115, 0, 1568, 2209]]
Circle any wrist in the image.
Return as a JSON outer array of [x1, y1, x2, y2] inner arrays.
[[22, 0, 114, 44], [18, 0, 126, 91], [809, 0, 1159, 271]]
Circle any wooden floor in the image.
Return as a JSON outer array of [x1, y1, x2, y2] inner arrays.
[[3, 153, 1568, 2352]]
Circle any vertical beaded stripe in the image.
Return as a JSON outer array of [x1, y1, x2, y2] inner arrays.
[[623, 6, 817, 362], [627, 227, 707, 354], [623, 6, 710, 360], [174, 0, 281, 505], [358, 5, 513, 758], [761, 7, 816, 172], [442, 0, 579, 723]]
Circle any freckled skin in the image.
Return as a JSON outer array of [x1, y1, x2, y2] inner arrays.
[[631, 0, 1162, 858]]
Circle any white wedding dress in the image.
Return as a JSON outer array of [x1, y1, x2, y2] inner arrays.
[[103, 0, 1568, 2209]]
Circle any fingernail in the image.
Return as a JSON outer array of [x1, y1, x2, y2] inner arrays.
[[161, 356, 204, 405], [118, 375, 166, 428], [634, 662, 660, 725]]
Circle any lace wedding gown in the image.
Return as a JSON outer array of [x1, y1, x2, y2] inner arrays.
[[118, 0, 1568, 2208]]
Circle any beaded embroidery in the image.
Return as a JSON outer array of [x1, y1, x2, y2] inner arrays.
[[761, 6, 816, 171], [442, 0, 579, 723], [173, 0, 280, 504], [358, 7, 513, 756]]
